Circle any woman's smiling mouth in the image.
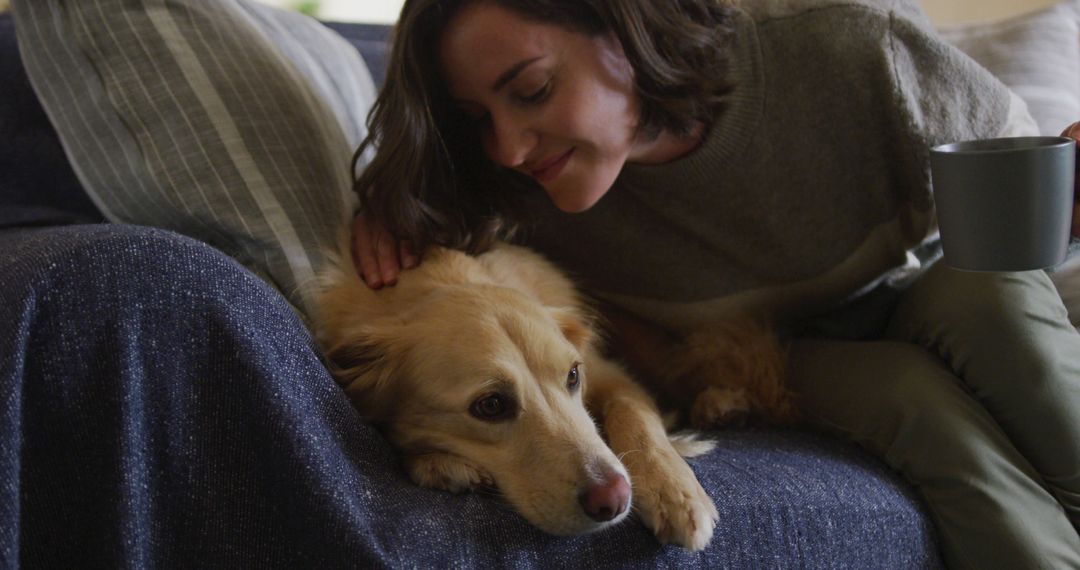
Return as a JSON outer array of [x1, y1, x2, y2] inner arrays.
[[530, 148, 575, 182]]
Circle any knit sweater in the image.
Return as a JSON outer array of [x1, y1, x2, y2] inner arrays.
[[517, 0, 1023, 337]]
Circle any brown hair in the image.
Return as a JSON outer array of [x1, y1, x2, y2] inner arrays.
[[353, 0, 738, 254]]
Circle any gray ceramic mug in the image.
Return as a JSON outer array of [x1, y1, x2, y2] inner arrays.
[[930, 136, 1076, 272]]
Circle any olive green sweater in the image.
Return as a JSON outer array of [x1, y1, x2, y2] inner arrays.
[[518, 0, 1020, 337]]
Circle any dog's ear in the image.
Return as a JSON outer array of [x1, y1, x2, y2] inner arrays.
[[321, 320, 407, 422], [549, 307, 595, 352]]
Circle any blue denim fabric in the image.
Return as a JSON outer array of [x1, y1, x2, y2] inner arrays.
[[0, 217, 942, 568]]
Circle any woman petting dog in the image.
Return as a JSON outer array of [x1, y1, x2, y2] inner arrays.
[[351, 0, 1080, 567]]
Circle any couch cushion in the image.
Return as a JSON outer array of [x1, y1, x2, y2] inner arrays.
[[0, 13, 391, 225], [11, 0, 378, 316], [938, 0, 1080, 137], [325, 21, 391, 86], [0, 12, 101, 221]]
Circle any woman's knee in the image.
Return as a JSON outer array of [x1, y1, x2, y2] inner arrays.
[[896, 265, 1066, 333], [790, 340, 1014, 477], [888, 265, 1076, 383]]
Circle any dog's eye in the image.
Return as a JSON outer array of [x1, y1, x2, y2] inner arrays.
[[470, 393, 513, 421], [567, 363, 581, 391]]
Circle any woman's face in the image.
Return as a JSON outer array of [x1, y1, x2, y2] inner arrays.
[[438, 2, 670, 213]]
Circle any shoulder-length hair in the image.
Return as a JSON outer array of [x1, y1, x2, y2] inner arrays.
[[353, 0, 738, 254]]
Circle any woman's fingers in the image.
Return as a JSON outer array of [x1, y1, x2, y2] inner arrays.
[[1063, 121, 1080, 140], [1073, 202, 1080, 238], [400, 240, 420, 269], [373, 227, 402, 287], [352, 212, 382, 288], [1064, 122, 1080, 237], [351, 212, 418, 288]]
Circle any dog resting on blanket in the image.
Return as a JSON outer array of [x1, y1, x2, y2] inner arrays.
[[315, 242, 796, 550]]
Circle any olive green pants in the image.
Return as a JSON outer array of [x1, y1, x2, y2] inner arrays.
[[789, 263, 1080, 569]]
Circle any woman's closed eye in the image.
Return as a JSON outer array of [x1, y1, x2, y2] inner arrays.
[[515, 80, 551, 105]]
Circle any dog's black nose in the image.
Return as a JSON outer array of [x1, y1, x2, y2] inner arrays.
[[579, 472, 630, 522]]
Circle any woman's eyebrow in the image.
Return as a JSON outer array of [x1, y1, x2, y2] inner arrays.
[[492, 56, 544, 92]]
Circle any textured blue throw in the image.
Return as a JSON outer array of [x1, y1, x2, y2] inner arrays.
[[0, 215, 940, 568]]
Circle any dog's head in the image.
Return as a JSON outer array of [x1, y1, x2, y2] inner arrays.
[[317, 251, 630, 535]]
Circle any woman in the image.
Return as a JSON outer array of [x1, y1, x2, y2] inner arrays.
[[351, 0, 1080, 566]]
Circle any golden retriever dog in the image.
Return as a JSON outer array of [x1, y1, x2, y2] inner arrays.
[[314, 241, 796, 551]]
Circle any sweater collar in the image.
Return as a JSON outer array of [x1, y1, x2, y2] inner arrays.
[[620, 8, 763, 188]]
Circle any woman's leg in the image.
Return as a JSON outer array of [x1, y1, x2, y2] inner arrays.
[[788, 338, 1080, 569], [885, 263, 1080, 529]]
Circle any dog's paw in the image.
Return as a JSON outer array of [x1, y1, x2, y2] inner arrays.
[[406, 453, 495, 493], [626, 448, 718, 551], [667, 431, 717, 458], [690, 386, 750, 429]]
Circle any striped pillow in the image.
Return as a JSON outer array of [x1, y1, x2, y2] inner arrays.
[[11, 0, 377, 318], [939, 1, 1080, 137]]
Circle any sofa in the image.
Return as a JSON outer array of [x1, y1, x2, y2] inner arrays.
[[0, 1, 1075, 567]]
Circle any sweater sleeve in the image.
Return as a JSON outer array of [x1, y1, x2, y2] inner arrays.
[[884, 7, 1013, 212]]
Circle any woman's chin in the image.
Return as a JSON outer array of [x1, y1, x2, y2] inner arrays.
[[552, 198, 593, 214], [545, 180, 612, 214]]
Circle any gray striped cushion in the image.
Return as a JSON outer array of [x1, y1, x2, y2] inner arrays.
[[939, 0, 1080, 136], [11, 0, 376, 317]]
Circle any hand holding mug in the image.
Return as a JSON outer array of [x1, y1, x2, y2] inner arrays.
[[1061, 121, 1080, 237]]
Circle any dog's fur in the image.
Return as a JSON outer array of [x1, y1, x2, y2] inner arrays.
[[315, 242, 796, 550]]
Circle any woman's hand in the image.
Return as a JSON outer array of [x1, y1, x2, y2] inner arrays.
[[351, 211, 419, 289], [1063, 121, 1080, 237]]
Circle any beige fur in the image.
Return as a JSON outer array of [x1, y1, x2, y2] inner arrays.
[[315, 241, 795, 550], [602, 308, 799, 428]]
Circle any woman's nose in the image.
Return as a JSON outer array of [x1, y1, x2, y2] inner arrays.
[[484, 114, 535, 169]]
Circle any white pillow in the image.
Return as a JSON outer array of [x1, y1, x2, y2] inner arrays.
[[938, 1, 1080, 137]]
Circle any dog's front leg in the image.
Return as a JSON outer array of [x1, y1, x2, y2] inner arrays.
[[405, 452, 495, 494], [585, 353, 718, 551]]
